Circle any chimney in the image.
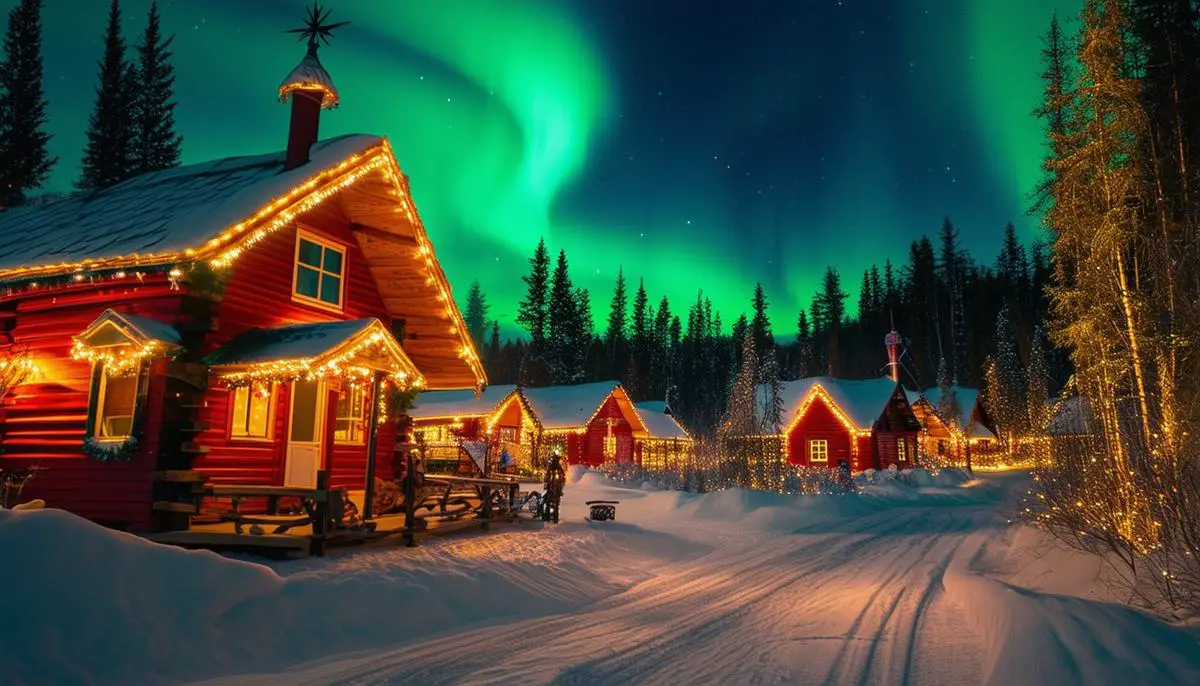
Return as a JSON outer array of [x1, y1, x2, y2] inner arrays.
[[279, 4, 346, 170], [885, 328, 901, 382]]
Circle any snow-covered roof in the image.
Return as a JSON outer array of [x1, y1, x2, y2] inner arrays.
[[520, 381, 635, 430], [203, 318, 389, 366], [0, 134, 380, 279], [636, 400, 669, 414], [921, 385, 982, 430], [634, 402, 690, 440], [759, 376, 900, 430], [409, 385, 517, 420], [77, 309, 182, 348], [1048, 396, 1095, 436]]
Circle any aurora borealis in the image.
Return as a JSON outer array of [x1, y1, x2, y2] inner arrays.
[[25, 0, 1078, 336]]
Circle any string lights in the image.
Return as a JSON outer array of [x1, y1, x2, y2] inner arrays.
[[215, 328, 423, 389], [71, 340, 163, 376]]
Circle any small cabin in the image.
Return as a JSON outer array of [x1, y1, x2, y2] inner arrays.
[[905, 390, 960, 464], [519, 381, 646, 467], [768, 377, 921, 472], [633, 401, 694, 469], [919, 385, 997, 452], [407, 384, 536, 472]]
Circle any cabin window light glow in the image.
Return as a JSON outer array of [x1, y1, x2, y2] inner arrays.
[[499, 427, 518, 444], [93, 367, 139, 439], [230, 383, 274, 439], [334, 385, 367, 444], [293, 232, 345, 309], [809, 439, 828, 463], [898, 438, 908, 462]]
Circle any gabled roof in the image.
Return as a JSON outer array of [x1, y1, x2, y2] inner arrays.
[[409, 384, 517, 420], [76, 309, 182, 348], [921, 386, 982, 430], [0, 134, 485, 389], [202, 318, 418, 383], [0, 135, 379, 276], [760, 376, 900, 431], [520, 381, 645, 432], [634, 402, 690, 440]]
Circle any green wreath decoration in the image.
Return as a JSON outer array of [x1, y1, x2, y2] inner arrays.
[[83, 435, 138, 463]]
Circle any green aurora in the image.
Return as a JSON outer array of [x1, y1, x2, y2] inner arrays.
[[21, 0, 1079, 337]]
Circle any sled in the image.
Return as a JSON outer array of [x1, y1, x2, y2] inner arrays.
[[585, 500, 620, 522]]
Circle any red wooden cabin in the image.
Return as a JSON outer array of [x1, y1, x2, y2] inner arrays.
[[632, 401, 694, 469], [0, 41, 484, 531], [519, 382, 646, 467], [406, 385, 521, 471], [770, 377, 921, 472]]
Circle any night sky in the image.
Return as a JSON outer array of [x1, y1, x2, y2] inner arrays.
[[17, 0, 1077, 337]]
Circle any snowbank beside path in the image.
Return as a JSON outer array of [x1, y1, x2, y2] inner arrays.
[[0, 503, 706, 686], [943, 527, 1200, 686]]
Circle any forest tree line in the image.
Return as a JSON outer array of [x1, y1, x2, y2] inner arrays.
[[463, 219, 1059, 437]]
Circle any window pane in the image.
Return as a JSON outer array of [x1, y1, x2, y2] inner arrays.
[[248, 385, 271, 437], [322, 247, 343, 275], [99, 373, 138, 438], [298, 239, 323, 267], [334, 419, 350, 442], [231, 386, 250, 436], [295, 265, 320, 298], [319, 274, 341, 306], [290, 380, 320, 442]]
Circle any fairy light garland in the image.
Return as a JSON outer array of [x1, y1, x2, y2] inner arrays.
[[216, 330, 424, 389], [0, 138, 488, 387], [71, 340, 164, 376]]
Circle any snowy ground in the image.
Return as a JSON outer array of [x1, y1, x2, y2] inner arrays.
[[3, 470, 1199, 686]]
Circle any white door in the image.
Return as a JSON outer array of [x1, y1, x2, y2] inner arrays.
[[285, 378, 325, 488]]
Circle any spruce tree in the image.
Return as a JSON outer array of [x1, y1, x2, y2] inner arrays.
[[1026, 325, 1049, 433], [936, 357, 961, 432], [749, 283, 773, 361], [812, 267, 848, 376], [132, 0, 181, 173], [0, 0, 55, 207], [725, 328, 759, 436], [988, 301, 1026, 440], [486, 320, 501, 371], [795, 310, 813, 378], [547, 250, 578, 384], [605, 267, 627, 347], [463, 280, 489, 350], [516, 238, 550, 352], [79, 0, 135, 191], [1030, 11, 1074, 216]]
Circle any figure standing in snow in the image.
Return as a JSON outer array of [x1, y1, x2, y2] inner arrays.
[[838, 459, 856, 493], [542, 450, 566, 523]]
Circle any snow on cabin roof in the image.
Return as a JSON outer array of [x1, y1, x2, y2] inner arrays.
[[520, 381, 627, 430], [119, 313, 183, 345], [0, 134, 382, 278], [759, 376, 900, 431], [1048, 396, 1095, 436], [921, 385, 982, 430], [409, 385, 517, 419], [202, 318, 384, 366], [634, 402, 690, 440]]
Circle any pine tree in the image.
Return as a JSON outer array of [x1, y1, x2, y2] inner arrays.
[[935, 357, 961, 432], [988, 301, 1026, 440], [749, 283, 773, 361], [939, 217, 967, 384], [79, 0, 136, 191], [725, 328, 759, 435], [516, 238, 550, 352], [1030, 11, 1074, 215], [631, 279, 649, 345], [132, 0, 180, 173], [795, 310, 813, 379], [0, 0, 55, 206], [547, 249, 578, 384], [605, 267, 627, 347], [1026, 325, 1049, 433], [463, 280, 489, 350], [760, 347, 785, 434], [486, 320, 501, 370], [812, 267, 848, 376]]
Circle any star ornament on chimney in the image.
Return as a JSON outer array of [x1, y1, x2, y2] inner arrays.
[[279, 3, 349, 169]]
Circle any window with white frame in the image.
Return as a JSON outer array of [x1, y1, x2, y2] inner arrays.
[[230, 383, 274, 439], [809, 439, 828, 463], [293, 232, 345, 309], [334, 385, 367, 444], [898, 438, 908, 462], [94, 368, 139, 439]]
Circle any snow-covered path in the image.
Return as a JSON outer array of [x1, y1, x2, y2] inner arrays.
[[7, 470, 1199, 686], [210, 481, 1004, 685]]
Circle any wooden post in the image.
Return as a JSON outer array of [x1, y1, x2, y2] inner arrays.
[[403, 445, 418, 547], [362, 371, 384, 521], [313, 469, 330, 557]]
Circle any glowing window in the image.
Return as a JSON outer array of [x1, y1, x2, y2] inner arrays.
[[294, 233, 345, 309], [499, 427, 518, 443], [230, 383, 274, 439], [809, 439, 828, 463], [603, 433, 617, 458], [94, 369, 139, 439], [898, 438, 908, 462], [334, 385, 367, 444]]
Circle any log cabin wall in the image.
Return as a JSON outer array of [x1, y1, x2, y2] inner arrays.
[[192, 200, 396, 494], [874, 392, 921, 470], [785, 396, 859, 470], [580, 395, 635, 465], [0, 277, 184, 530]]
